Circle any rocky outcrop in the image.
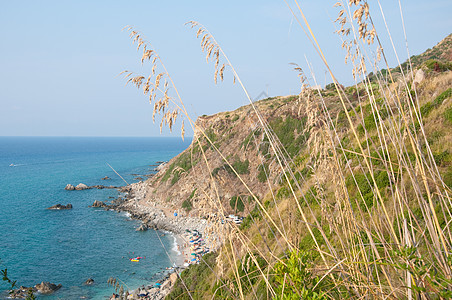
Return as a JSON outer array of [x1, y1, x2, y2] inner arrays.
[[413, 69, 425, 86], [47, 203, 72, 210], [64, 184, 119, 191], [75, 183, 89, 190], [109, 269, 181, 300], [8, 286, 34, 299], [10, 282, 62, 297], [35, 281, 62, 294], [116, 197, 210, 235], [90, 200, 107, 208], [64, 184, 75, 190], [136, 223, 149, 231]]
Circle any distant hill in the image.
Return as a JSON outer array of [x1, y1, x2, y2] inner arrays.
[[367, 33, 452, 81]]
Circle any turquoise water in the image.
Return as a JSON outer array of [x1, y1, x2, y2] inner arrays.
[[0, 137, 191, 299]]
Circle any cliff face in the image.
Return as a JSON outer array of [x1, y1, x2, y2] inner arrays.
[[141, 95, 308, 217]]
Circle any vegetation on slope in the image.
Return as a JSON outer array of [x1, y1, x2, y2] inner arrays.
[[123, 3, 452, 299]]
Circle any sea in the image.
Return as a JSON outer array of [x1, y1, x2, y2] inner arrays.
[[0, 136, 191, 299]]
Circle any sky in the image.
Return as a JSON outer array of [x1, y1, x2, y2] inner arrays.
[[0, 0, 450, 137]]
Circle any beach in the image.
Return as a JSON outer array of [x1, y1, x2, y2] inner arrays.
[[109, 180, 215, 299]]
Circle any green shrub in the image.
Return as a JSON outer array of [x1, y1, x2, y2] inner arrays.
[[434, 88, 452, 105], [241, 205, 262, 230], [242, 129, 261, 149], [237, 252, 268, 294], [270, 115, 308, 157], [257, 163, 269, 183], [276, 186, 290, 199], [424, 59, 452, 72], [363, 114, 377, 130], [375, 171, 390, 189], [421, 88, 452, 117], [274, 250, 328, 300], [445, 107, 452, 125], [188, 188, 197, 199], [443, 167, 452, 188], [231, 115, 239, 122], [162, 151, 196, 184], [232, 159, 249, 174], [166, 252, 217, 300], [433, 151, 451, 166], [182, 199, 192, 211], [230, 196, 245, 212]]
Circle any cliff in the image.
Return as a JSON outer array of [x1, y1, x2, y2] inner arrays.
[[133, 33, 452, 299], [140, 95, 309, 218]]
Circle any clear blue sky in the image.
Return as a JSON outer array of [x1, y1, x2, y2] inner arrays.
[[1, 0, 450, 136]]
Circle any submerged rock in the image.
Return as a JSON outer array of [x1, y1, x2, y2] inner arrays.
[[47, 204, 72, 210]]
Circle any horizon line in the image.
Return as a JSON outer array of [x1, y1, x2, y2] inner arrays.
[[0, 135, 194, 138]]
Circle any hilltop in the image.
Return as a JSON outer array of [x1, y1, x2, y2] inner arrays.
[[124, 33, 452, 299]]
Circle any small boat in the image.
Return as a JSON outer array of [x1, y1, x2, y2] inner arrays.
[[129, 256, 144, 262], [9, 164, 14, 167]]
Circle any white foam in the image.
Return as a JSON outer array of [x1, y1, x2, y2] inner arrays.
[[171, 233, 181, 255]]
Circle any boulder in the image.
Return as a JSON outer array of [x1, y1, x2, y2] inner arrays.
[[75, 183, 89, 190], [84, 278, 95, 285], [90, 200, 106, 208], [34, 281, 62, 294], [9, 286, 33, 299], [47, 204, 72, 210], [413, 69, 425, 86], [64, 184, 75, 190], [136, 223, 149, 231]]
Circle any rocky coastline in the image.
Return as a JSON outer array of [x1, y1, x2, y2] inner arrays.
[[53, 163, 214, 299], [100, 180, 214, 299]]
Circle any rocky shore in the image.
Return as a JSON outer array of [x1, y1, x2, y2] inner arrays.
[[102, 181, 215, 299]]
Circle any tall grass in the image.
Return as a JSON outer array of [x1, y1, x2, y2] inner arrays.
[[125, 1, 451, 299]]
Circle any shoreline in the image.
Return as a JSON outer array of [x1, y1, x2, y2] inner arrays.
[[108, 181, 213, 299]]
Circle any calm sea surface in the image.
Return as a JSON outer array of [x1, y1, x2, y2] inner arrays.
[[0, 137, 190, 299]]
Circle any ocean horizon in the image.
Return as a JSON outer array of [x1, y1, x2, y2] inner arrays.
[[0, 136, 191, 299]]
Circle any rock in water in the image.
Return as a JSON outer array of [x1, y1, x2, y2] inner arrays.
[[90, 200, 106, 208], [84, 278, 95, 285], [34, 282, 62, 294], [75, 183, 89, 190], [47, 204, 72, 210], [64, 184, 75, 190], [136, 223, 149, 231]]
